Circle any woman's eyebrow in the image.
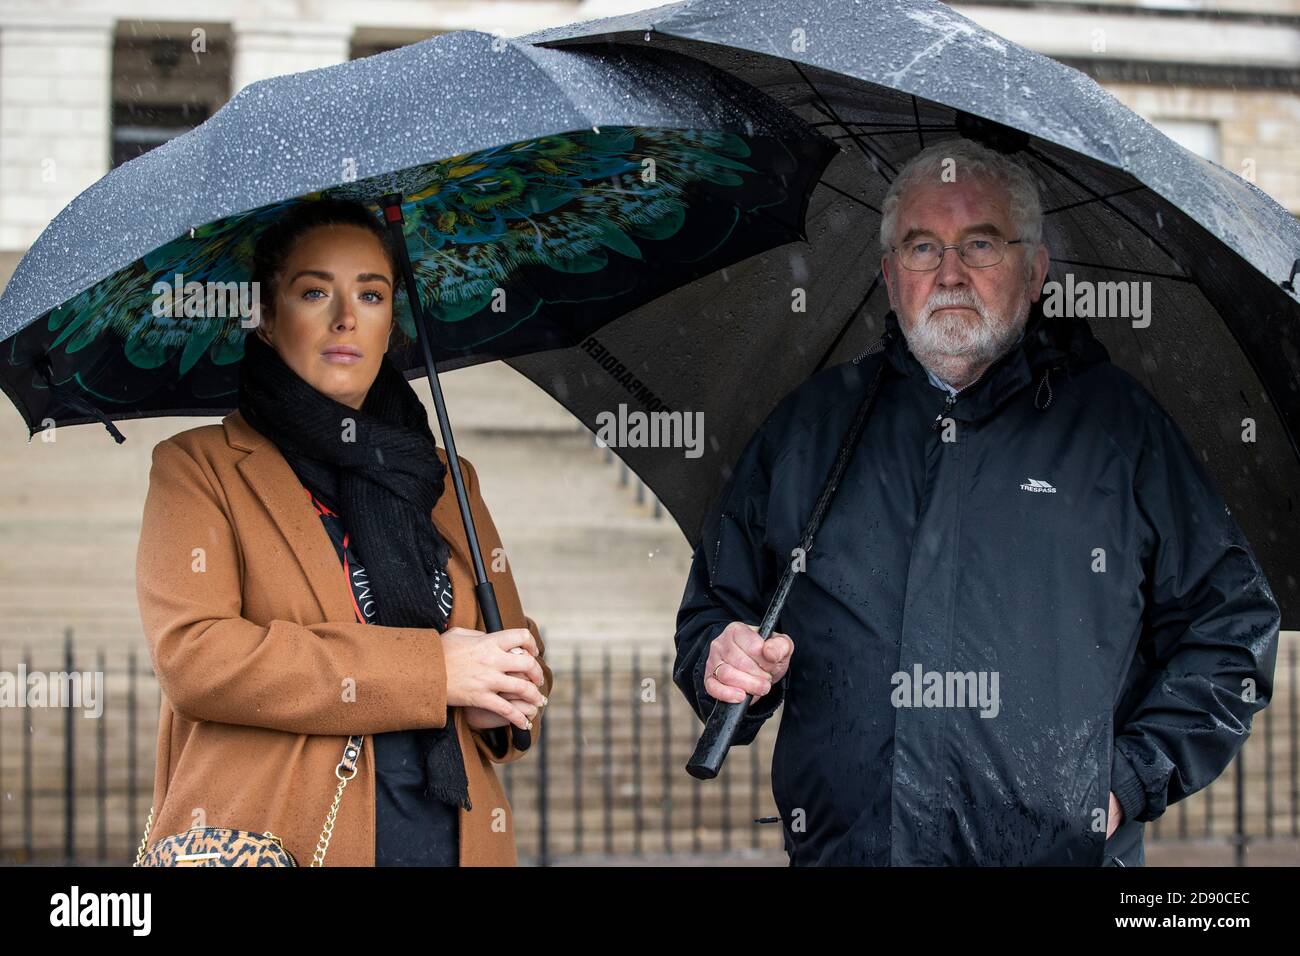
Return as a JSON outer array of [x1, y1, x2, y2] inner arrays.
[[286, 269, 391, 287], [288, 269, 333, 284]]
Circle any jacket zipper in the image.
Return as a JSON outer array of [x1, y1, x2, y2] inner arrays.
[[929, 363, 992, 431]]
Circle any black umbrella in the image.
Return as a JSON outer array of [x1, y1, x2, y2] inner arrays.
[[0, 30, 837, 749], [517, 0, 1300, 627]]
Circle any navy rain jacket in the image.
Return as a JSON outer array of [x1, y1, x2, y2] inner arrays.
[[674, 298, 1281, 865]]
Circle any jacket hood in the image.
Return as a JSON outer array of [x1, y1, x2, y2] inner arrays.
[[877, 293, 1111, 420]]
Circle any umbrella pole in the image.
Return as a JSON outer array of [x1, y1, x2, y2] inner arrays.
[[686, 357, 886, 779], [378, 193, 531, 752]]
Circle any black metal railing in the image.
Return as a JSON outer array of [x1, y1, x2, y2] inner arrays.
[[494, 645, 786, 865], [1, 632, 1297, 865], [0, 630, 157, 864]]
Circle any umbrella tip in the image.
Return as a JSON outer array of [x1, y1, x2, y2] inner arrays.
[[1282, 258, 1299, 293]]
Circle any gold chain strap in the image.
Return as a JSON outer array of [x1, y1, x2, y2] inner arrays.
[[132, 805, 154, 867], [310, 758, 358, 866], [132, 735, 363, 867]]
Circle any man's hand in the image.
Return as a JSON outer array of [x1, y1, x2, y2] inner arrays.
[[1106, 791, 1124, 839], [704, 621, 793, 704]]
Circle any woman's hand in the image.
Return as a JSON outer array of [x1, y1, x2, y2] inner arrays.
[[441, 626, 546, 732], [464, 693, 542, 731]]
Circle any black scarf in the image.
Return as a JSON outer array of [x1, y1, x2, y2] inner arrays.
[[237, 330, 471, 810]]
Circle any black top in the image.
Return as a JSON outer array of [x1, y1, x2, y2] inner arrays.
[[304, 483, 460, 867]]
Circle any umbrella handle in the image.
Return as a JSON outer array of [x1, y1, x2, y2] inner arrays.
[[379, 194, 532, 753], [475, 581, 532, 752], [686, 699, 755, 780], [686, 579, 785, 780]]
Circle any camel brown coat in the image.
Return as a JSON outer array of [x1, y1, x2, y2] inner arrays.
[[135, 408, 551, 866]]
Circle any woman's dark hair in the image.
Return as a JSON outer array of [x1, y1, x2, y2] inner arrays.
[[251, 197, 402, 331]]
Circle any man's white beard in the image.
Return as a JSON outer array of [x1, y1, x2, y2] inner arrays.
[[901, 285, 1030, 387]]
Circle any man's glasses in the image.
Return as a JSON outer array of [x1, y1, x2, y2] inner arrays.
[[892, 235, 1026, 272]]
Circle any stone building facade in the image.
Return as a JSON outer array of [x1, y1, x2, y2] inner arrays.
[[0, 0, 1296, 262]]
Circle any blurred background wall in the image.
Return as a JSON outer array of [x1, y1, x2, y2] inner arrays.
[[0, 0, 1296, 865]]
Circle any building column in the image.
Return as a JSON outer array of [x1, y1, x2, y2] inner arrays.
[[0, 17, 114, 251], [229, 20, 353, 94]]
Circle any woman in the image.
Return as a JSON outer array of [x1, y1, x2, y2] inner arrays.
[[135, 198, 551, 866]]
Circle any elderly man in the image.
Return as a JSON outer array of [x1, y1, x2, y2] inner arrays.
[[673, 137, 1280, 865]]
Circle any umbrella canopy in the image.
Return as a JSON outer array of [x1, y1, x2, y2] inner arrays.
[[517, 0, 1300, 623], [0, 30, 834, 433]]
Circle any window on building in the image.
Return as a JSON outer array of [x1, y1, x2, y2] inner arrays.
[[1149, 118, 1222, 164], [111, 101, 212, 167], [111, 28, 230, 168], [351, 29, 443, 62]]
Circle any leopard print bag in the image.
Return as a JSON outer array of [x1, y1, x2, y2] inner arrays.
[[133, 735, 364, 867]]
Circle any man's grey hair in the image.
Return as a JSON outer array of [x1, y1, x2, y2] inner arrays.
[[878, 138, 1045, 262]]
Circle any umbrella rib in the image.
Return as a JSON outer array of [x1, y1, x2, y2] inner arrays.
[[790, 61, 898, 182], [1026, 145, 1190, 279], [1033, 154, 1298, 473], [815, 269, 883, 373], [911, 96, 925, 150], [828, 128, 953, 141], [1030, 140, 1198, 412], [816, 179, 882, 215], [1063, 218, 1169, 409], [808, 101, 899, 182], [1044, 184, 1148, 216], [809, 120, 956, 131], [1049, 258, 1199, 283], [32, 356, 126, 443], [678, 182, 860, 327]]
